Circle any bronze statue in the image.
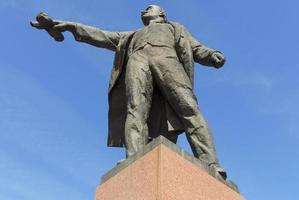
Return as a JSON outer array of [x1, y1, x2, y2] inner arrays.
[[31, 5, 237, 190]]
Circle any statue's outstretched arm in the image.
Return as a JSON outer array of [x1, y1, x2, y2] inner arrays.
[[70, 23, 132, 51], [31, 12, 132, 52]]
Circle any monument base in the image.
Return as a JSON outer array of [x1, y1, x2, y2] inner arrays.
[[94, 136, 244, 200]]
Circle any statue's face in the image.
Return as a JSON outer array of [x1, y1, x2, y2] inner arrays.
[[141, 5, 163, 25]]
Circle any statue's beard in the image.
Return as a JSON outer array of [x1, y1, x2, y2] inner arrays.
[[141, 16, 151, 26], [141, 15, 165, 26]]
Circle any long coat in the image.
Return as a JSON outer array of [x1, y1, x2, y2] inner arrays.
[[73, 22, 218, 147]]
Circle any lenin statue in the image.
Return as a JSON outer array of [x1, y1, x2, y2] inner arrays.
[[31, 5, 237, 189]]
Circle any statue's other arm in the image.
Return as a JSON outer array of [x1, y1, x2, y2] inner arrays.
[[183, 27, 225, 68]]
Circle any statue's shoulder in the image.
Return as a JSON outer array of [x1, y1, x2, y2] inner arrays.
[[168, 21, 184, 30], [168, 21, 189, 36], [168, 21, 189, 42]]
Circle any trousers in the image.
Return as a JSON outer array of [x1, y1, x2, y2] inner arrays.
[[124, 45, 219, 166]]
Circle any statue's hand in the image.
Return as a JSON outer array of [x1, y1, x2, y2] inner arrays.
[[30, 12, 65, 42], [211, 51, 226, 68]]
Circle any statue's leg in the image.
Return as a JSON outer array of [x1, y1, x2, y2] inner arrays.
[[124, 50, 154, 157], [148, 47, 220, 167]]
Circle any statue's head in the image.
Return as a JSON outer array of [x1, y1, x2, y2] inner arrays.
[[141, 5, 167, 26]]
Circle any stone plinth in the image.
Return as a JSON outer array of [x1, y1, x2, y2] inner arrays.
[[94, 136, 244, 200]]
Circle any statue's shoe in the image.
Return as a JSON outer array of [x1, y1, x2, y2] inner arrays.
[[210, 165, 227, 180], [209, 165, 240, 193]]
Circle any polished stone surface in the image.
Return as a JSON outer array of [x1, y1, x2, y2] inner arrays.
[[95, 136, 243, 200]]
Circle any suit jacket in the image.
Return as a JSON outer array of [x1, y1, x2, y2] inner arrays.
[[72, 22, 218, 147]]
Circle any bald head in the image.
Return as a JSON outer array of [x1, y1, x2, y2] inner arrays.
[[141, 5, 167, 26]]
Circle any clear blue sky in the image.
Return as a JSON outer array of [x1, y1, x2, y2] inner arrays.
[[0, 0, 298, 199]]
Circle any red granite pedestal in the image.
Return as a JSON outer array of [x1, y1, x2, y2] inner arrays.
[[94, 136, 244, 200]]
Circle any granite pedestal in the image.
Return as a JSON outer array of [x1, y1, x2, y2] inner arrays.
[[94, 136, 244, 200]]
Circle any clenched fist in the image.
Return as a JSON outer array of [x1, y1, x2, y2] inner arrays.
[[211, 51, 225, 68]]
